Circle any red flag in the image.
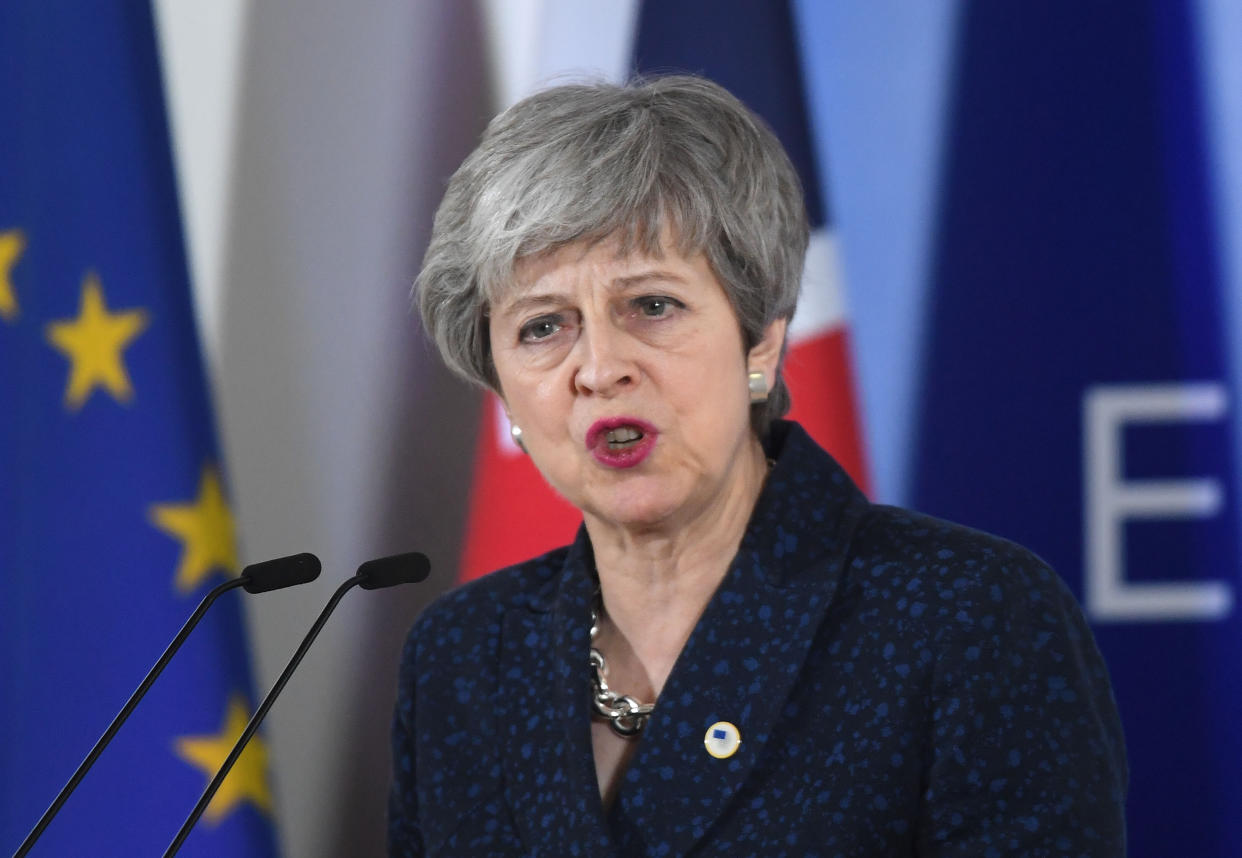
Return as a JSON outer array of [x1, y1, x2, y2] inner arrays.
[[784, 230, 870, 490], [459, 394, 580, 582]]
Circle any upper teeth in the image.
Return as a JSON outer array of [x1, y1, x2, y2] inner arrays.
[[605, 427, 642, 444]]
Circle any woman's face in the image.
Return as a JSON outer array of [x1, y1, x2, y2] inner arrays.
[[488, 234, 786, 533]]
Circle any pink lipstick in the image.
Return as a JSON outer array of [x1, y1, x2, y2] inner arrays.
[[585, 417, 658, 469]]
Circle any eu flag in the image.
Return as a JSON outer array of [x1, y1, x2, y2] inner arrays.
[[1, 5, 280, 855], [911, 3, 1238, 854]]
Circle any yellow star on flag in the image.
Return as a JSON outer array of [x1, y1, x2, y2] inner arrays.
[[0, 228, 26, 322], [174, 694, 274, 823], [150, 466, 240, 593], [44, 271, 149, 409]]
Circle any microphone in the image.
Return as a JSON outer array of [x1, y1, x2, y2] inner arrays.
[[243, 551, 323, 593], [358, 551, 431, 589], [163, 551, 430, 857], [14, 552, 321, 858]]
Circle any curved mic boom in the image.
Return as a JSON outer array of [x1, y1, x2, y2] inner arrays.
[[163, 550, 430, 856], [14, 552, 321, 858]]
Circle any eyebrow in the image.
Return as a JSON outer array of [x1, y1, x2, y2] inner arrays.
[[495, 269, 689, 319], [494, 293, 572, 320], [612, 269, 688, 289]]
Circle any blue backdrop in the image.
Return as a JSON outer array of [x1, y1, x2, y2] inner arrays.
[[797, 2, 1242, 854], [0, 5, 279, 855]]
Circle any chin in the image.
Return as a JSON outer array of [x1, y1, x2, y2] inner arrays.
[[583, 485, 688, 531]]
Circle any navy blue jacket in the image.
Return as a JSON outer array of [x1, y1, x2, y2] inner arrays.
[[389, 421, 1127, 856]]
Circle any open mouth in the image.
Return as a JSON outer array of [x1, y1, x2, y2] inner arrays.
[[586, 418, 658, 468], [605, 426, 644, 449]]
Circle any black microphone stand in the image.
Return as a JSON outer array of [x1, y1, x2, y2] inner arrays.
[[15, 576, 247, 858], [163, 552, 428, 856], [163, 573, 362, 857], [14, 552, 319, 858]]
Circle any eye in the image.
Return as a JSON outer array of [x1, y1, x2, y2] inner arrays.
[[633, 296, 684, 318], [518, 314, 562, 343]]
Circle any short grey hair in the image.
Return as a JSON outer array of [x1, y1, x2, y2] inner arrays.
[[416, 74, 808, 432]]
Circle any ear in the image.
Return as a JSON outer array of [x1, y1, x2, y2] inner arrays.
[[746, 316, 788, 387]]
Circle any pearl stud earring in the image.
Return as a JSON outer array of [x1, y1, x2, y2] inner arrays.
[[747, 371, 768, 404], [510, 423, 528, 453]]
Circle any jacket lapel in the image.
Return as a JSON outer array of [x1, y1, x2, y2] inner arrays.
[[498, 423, 868, 857], [608, 423, 869, 857], [499, 535, 618, 856]]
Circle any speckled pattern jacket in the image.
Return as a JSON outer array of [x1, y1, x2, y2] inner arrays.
[[389, 421, 1128, 857]]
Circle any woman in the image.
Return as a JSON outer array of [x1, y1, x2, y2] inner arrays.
[[390, 76, 1127, 856]]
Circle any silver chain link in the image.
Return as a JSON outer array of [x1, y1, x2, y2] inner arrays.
[[589, 594, 654, 737]]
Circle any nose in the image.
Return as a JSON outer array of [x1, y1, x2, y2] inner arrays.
[[572, 317, 635, 397]]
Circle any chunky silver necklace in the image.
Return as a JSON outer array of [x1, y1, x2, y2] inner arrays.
[[589, 594, 654, 737], [588, 459, 774, 738]]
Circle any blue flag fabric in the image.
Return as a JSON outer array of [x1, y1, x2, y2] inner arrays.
[[0, 5, 279, 856], [632, 0, 827, 234], [911, 3, 1239, 854]]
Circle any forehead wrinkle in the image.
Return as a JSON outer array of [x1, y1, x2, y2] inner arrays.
[[496, 263, 692, 320], [493, 291, 573, 321], [610, 269, 689, 290]]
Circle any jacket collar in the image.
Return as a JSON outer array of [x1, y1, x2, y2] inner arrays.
[[500, 422, 869, 856], [498, 535, 614, 854]]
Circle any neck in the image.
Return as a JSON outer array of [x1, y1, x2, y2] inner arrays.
[[583, 435, 769, 698]]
